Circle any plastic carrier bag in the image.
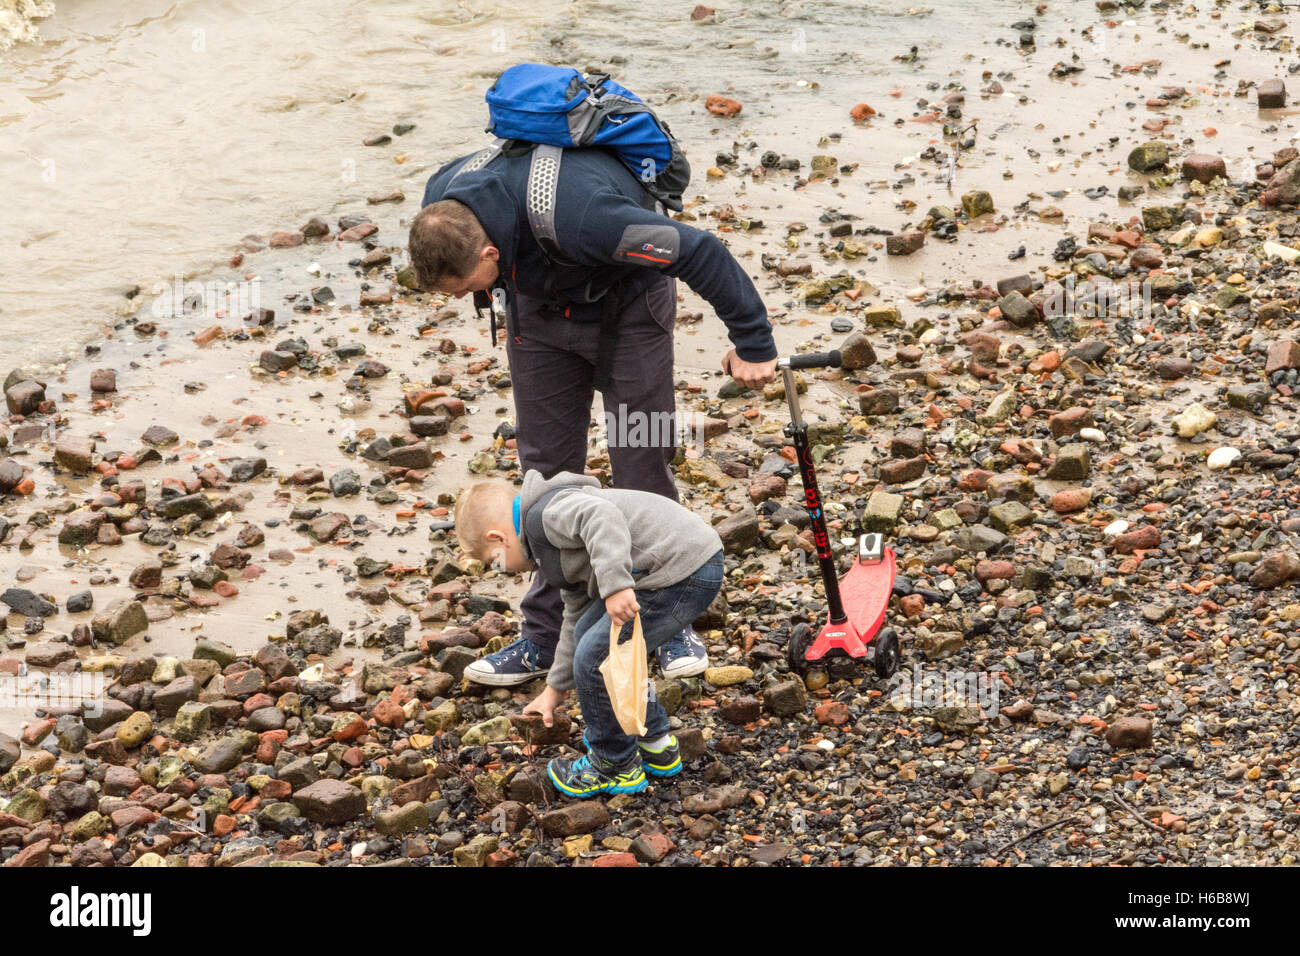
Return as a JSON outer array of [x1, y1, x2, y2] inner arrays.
[[599, 613, 648, 736]]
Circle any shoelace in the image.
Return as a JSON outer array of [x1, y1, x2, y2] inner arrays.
[[662, 630, 703, 659], [571, 754, 595, 778], [495, 640, 531, 670], [660, 639, 690, 661]]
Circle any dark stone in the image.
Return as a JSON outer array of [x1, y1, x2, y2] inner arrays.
[[715, 508, 759, 554], [162, 494, 214, 520], [0, 588, 57, 617], [65, 590, 94, 614], [140, 424, 179, 447]]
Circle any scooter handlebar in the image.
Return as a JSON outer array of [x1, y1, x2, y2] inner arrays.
[[779, 350, 842, 371]]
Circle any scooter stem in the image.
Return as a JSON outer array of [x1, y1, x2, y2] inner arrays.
[[784, 380, 847, 626]]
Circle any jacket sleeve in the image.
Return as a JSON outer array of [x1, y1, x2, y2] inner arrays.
[[547, 590, 590, 693], [541, 492, 636, 599], [567, 188, 778, 363]]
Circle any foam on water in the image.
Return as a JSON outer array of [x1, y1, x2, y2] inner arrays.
[[0, 0, 52, 49]]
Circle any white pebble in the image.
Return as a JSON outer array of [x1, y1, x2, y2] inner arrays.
[[1207, 447, 1241, 470], [1103, 520, 1129, 537], [1263, 241, 1300, 264], [1079, 427, 1105, 443], [307, 262, 321, 275]]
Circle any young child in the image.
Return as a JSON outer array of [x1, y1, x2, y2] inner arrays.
[[456, 469, 724, 797]]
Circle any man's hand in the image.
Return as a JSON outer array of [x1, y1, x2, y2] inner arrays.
[[723, 349, 778, 389], [523, 685, 567, 727], [605, 588, 640, 629]]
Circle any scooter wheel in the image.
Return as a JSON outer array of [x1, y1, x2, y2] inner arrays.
[[872, 627, 900, 680], [787, 623, 813, 673]]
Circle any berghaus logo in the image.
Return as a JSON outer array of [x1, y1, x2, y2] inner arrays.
[[49, 887, 152, 936]]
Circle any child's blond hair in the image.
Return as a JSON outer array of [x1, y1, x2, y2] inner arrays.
[[454, 481, 517, 560]]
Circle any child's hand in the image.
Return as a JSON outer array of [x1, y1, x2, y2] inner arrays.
[[523, 685, 566, 727], [605, 588, 640, 629]]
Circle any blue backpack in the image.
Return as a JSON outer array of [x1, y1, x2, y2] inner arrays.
[[451, 63, 690, 259]]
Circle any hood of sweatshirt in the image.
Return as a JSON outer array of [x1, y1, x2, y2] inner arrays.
[[517, 470, 601, 562]]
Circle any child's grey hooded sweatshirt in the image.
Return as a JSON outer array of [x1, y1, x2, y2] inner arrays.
[[518, 470, 723, 692]]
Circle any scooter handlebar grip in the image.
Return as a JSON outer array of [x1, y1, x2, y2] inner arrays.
[[782, 350, 842, 370]]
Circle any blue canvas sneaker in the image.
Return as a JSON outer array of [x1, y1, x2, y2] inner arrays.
[[655, 627, 708, 679], [463, 637, 553, 687]]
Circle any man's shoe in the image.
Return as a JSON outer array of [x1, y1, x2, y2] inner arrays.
[[547, 753, 647, 798], [637, 735, 682, 778], [656, 627, 709, 679], [463, 637, 553, 687]]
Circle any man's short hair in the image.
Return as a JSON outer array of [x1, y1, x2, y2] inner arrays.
[[408, 200, 489, 290]]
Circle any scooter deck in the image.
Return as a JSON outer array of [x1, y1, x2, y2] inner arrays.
[[839, 546, 895, 642], [806, 547, 895, 660]]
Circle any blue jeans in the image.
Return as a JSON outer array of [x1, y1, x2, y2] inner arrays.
[[572, 550, 724, 767]]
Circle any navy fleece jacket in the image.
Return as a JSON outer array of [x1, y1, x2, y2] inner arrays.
[[421, 146, 777, 363]]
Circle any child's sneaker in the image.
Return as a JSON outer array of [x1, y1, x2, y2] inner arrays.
[[547, 752, 647, 798], [656, 627, 709, 678], [637, 735, 682, 778]]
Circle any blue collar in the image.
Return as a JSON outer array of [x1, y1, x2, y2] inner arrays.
[[512, 494, 521, 537]]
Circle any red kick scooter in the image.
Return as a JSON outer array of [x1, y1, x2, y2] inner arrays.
[[777, 350, 900, 679]]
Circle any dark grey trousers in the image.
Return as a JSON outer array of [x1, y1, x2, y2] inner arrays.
[[506, 274, 680, 651]]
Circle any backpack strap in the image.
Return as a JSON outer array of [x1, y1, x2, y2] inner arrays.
[[450, 138, 506, 182], [522, 485, 584, 590], [526, 144, 565, 261], [528, 138, 662, 252]]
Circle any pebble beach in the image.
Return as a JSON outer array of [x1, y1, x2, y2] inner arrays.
[[4, 1, 1300, 868]]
